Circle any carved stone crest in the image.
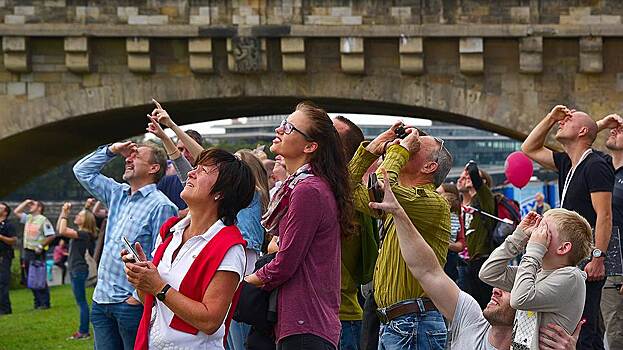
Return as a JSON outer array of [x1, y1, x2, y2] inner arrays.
[[228, 36, 266, 73]]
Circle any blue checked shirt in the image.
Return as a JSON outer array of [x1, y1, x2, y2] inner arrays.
[[73, 145, 178, 304]]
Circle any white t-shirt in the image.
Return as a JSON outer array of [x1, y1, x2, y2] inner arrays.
[[449, 291, 498, 350], [148, 217, 246, 350]]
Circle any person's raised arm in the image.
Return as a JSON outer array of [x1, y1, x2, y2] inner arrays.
[[73, 142, 137, 206], [151, 99, 204, 161], [369, 168, 461, 320], [56, 202, 78, 239], [521, 105, 570, 170], [348, 122, 403, 217], [596, 113, 623, 133], [13, 199, 33, 219], [479, 212, 540, 291]]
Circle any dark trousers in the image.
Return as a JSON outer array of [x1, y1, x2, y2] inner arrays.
[[0, 255, 12, 314], [22, 249, 50, 308], [277, 334, 336, 350], [578, 278, 606, 350], [444, 251, 460, 282], [360, 291, 379, 350], [466, 257, 493, 310]]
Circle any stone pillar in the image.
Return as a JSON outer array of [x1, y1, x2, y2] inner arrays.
[[281, 37, 306, 73], [579, 37, 603, 74], [227, 37, 267, 73], [126, 38, 151, 73], [64, 37, 90, 73], [340, 37, 364, 74], [459, 37, 484, 75], [519, 36, 542, 74], [3, 36, 30, 73], [188, 38, 213, 74], [399, 36, 423, 75]]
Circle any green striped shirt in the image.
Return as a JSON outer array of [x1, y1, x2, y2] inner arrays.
[[349, 143, 451, 308]]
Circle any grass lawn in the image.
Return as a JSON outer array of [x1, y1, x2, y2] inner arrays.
[[0, 284, 95, 350]]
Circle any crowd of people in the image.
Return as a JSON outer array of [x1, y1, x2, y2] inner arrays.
[[0, 101, 622, 350]]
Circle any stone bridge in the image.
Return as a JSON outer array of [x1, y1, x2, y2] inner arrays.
[[2, 0, 623, 195]]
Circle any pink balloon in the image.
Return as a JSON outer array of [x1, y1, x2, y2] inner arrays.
[[505, 151, 533, 188]]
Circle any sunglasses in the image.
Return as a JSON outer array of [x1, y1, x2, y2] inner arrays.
[[279, 120, 314, 141]]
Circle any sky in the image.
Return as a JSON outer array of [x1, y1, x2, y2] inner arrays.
[[145, 113, 432, 139]]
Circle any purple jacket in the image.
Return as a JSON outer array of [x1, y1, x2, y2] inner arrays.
[[256, 176, 341, 347]]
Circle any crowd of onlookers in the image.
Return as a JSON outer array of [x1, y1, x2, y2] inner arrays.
[[0, 101, 622, 350]]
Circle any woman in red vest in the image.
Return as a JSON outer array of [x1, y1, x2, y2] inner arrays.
[[245, 102, 354, 349], [122, 148, 256, 349]]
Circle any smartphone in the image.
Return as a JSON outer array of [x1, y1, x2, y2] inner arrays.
[[122, 236, 144, 262], [368, 173, 384, 216]]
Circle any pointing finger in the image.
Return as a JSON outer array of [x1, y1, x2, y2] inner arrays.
[[152, 98, 162, 110]]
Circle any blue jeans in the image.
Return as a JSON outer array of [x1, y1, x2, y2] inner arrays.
[[226, 319, 251, 350], [378, 311, 447, 350], [91, 300, 143, 350], [340, 320, 362, 350], [71, 270, 90, 334]]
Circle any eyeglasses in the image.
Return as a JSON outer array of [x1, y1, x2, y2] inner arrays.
[[192, 165, 218, 176], [433, 137, 445, 164], [279, 120, 314, 141]]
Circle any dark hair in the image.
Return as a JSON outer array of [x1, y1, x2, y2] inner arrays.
[[296, 101, 354, 238], [139, 142, 168, 183], [195, 148, 256, 226], [335, 115, 364, 160], [185, 129, 203, 146], [0, 202, 10, 218], [37, 201, 45, 215], [440, 183, 461, 213]]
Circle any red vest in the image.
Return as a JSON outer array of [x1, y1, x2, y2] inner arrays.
[[134, 217, 246, 350]]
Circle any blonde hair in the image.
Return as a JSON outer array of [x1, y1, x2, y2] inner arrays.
[[544, 208, 593, 265], [78, 209, 98, 239], [235, 150, 270, 213]]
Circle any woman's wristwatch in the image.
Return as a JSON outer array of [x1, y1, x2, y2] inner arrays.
[[156, 284, 171, 301]]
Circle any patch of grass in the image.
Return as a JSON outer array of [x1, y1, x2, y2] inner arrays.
[[0, 284, 94, 350]]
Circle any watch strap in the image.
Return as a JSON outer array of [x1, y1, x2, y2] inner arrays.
[[157, 283, 171, 301]]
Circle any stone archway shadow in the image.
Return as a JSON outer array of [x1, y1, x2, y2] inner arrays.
[[0, 75, 528, 196]]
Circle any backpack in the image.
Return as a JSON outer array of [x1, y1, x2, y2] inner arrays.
[[491, 194, 521, 247]]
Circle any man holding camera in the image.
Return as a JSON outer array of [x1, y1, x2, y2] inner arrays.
[[349, 122, 453, 349]]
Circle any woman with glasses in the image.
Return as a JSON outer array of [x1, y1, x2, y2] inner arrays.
[[244, 101, 353, 350], [122, 147, 256, 349]]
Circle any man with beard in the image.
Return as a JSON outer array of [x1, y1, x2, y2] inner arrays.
[[74, 141, 177, 350], [595, 113, 623, 349], [522, 105, 614, 350], [369, 168, 582, 350]]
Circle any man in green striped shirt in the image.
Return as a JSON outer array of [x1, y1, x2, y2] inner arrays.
[[349, 122, 452, 350]]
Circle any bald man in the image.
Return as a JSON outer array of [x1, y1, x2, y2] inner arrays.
[[522, 105, 614, 350]]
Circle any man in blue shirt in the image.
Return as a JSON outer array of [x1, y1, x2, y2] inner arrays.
[[74, 141, 177, 350]]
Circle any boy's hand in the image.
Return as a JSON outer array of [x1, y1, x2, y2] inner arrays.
[[519, 212, 541, 237], [529, 221, 550, 249]]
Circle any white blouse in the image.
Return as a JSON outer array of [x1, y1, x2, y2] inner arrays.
[[148, 217, 246, 350]]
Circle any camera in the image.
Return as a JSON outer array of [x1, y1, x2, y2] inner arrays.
[[394, 124, 409, 139]]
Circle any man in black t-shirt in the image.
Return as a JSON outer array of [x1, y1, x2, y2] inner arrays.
[[522, 105, 614, 350], [0, 202, 17, 315], [596, 113, 623, 349]]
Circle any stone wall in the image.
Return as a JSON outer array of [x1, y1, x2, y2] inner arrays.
[[2, 1, 623, 194]]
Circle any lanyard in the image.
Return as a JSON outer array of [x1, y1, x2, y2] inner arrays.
[[560, 149, 592, 208]]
